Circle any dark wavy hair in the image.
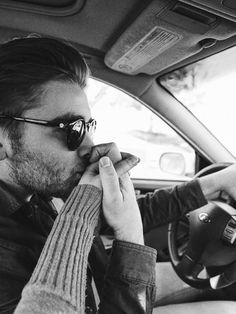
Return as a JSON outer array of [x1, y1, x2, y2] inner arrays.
[[0, 35, 89, 139]]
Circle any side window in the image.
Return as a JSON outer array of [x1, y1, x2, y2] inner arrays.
[[86, 78, 195, 181]]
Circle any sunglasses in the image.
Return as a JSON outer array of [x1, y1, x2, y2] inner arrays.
[[0, 115, 97, 151]]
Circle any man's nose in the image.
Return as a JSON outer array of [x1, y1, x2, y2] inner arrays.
[[77, 134, 94, 159]]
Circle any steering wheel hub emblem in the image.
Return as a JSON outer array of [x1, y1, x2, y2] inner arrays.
[[198, 212, 211, 223]]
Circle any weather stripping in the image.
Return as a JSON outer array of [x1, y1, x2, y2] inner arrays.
[[0, 0, 85, 16]]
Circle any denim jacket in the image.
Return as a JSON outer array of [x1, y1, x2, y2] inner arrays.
[[0, 181, 157, 314]]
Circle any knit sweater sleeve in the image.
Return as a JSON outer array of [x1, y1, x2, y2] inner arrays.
[[14, 184, 102, 314]]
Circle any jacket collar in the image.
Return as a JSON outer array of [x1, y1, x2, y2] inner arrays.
[[0, 180, 25, 216]]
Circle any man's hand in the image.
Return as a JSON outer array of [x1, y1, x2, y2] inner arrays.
[[79, 152, 140, 189], [99, 156, 144, 245], [219, 163, 236, 200], [199, 163, 236, 201], [80, 142, 144, 244], [89, 142, 122, 165]]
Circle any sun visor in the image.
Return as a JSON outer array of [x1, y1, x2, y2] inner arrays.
[[104, 0, 236, 75]]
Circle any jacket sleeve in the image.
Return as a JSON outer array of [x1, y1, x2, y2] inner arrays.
[[99, 240, 157, 314], [137, 179, 207, 233]]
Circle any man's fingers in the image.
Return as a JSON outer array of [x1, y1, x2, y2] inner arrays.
[[83, 161, 99, 175], [78, 161, 100, 186], [120, 152, 140, 161], [114, 155, 140, 177], [90, 143, 122, 164], [99, 157, 120, 197], [89, 144, 140, 178]]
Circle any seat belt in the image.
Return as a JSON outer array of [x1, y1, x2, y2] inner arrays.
[[88, 236, 110, 300]]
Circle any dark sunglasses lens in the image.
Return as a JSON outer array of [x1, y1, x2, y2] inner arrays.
[[67, 120, 85, 150]]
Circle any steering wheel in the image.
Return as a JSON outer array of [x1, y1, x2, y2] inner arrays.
[[168, 163, 236, 289]]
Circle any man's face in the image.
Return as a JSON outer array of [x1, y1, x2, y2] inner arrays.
[[7, 81, 94, 199]]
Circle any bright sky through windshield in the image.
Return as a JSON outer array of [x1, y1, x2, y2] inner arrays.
[[160, 46, 236, 156]]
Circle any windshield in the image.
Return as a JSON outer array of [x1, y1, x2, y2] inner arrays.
[[159, 46, 236, 156]]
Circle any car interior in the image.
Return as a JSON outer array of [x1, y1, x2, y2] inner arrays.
[[0, 0, 236, 312]]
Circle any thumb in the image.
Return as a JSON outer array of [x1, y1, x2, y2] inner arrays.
[[99, 156, 120, 197]]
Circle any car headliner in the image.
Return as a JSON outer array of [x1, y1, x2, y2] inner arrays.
[[0, 0, 235, 99]]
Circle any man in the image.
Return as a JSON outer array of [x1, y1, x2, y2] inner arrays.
[[0, 36, 157, 313], [0, 36, 236, 313]]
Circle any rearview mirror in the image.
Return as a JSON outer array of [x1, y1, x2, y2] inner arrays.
[[159, 152, 186, 176]]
